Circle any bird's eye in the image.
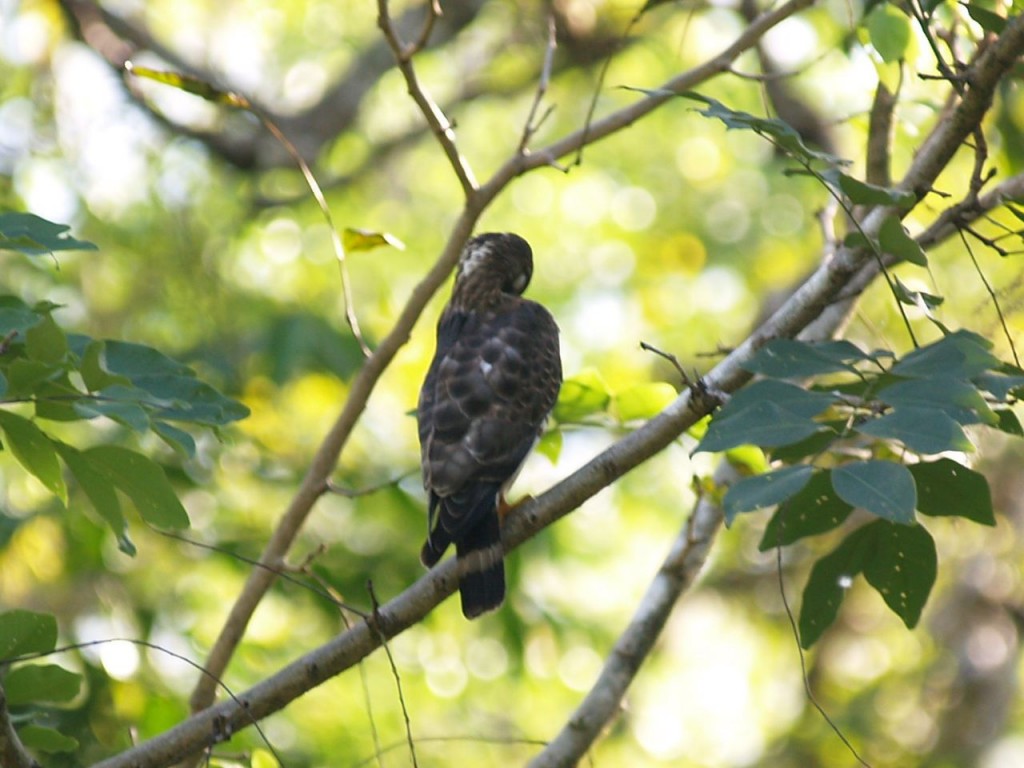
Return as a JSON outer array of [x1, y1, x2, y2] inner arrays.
[[511, 273, 528, 293]]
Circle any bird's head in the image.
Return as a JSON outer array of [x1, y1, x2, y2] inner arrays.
[[454, 233, 534, 301]]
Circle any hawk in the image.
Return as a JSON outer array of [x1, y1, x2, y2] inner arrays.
[[417, 232, 562, 618]]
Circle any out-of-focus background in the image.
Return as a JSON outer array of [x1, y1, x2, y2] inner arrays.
[[2, 0, 1023, 765]]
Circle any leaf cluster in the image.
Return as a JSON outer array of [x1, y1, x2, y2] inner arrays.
[[1, 214, 249, 554], [697, 333, 1022, 647]]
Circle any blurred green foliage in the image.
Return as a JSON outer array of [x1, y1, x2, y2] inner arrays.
[[2, 0, 1024, 766]]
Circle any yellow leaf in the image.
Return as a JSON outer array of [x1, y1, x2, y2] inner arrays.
[[341, 228, 406, 253]]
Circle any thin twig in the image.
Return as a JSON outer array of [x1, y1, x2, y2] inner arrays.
[[367, 582, 419, 768], [376, 0, 478, 197], [958, 228, 1021, 366], [774, 546, 873, 766], [518, 15, 559, 154]]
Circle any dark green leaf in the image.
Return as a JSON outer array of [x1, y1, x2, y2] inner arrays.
[[799, 524, 874, 647], [153, 421, 197, 457], [867, 4, 912, 62], [974, 371, 1024, 401], [760, 470, 853, 550], [723, 465, 815, 525], [879, 376, 996, 425], [678, 92, 846, 165], [836, 175, 915, 208], [5, 664, 81, 705], [101, 341, 193, 378], [831, 460, 916, 524], [0, 411, 66, 503], [698, 401, 823, 451], [743, 339, 866, 378], [994, 408, 1023, 436], [879, 215, 928, 265], [83, 446, 189, 529], [862, 521, 936, 629], [856, 406, 973, 454], [892, 277, 944, 311], [0, 295, 43, 338], [16, 725, 79, 754], [55, 442, 135, 555], [768, 423, 843, 463], [79, 340, 130, 392], [891, 331, 1000, 380], [0, 212, 97, 256], [697, 380, 836, 452], [0, 609, 57, 658], [73, 387, 152, 432], [963, 2, 1007, 33], [910, 458, 995, 525]]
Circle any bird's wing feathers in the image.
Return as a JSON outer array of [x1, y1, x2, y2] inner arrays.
[[419, 297, 561, 547]]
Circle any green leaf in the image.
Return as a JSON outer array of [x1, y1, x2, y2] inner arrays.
[[994, 408, 1023, 436], [0, 295, 44, 338], [798, 519, 936, 647], [0, 610, 57, 658], [153, 421, 197, 458], [910, 458, 995, 525], [835, 174, 916, 208], [723, 465, 815, 525], [974, 371, 1024, 401], [856, 406, 973, 454], [892, 279, 945, 319], [697, 380, 835, 452], [83, 446, 189, 529], [891, 331, 1000, 380], [101, 340, 193, 378], [54, 442, 135, 555], [760, 470, 853, 550], [831, 460, 916, 524], [677, 91, 845, 166], [879, 215, 927, 265], [73, 387, 153, 432], [4, 359, 63, 395], [862, 521, 936, 629], [342, 227, 406, 253], [963, 2, 1007, 33], [799, 524, 874, 647], [878, 376, 996, 426], [554, 369, 611, 422], [125, 62, 250, 108], [16, 725, 79, 754], [0, 212, 97, 256], [5, 664, 81, 705], [0, 410, 67, 503], [612, 382, 677, 422], [79, 340, 131, 391], [768, 421, 843, 463], [743, 339, 866, 378], [867, 4, 912, 62], [25, 313, 68, 364], [699, 400, 823, 451], [535, 427, 563, 464]]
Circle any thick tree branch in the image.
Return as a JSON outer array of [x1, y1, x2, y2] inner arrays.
[[189, 0, 824, 717], [0, 686, 38, 768], [527, 461, 735, 768], [175, 5, 1024, 762]]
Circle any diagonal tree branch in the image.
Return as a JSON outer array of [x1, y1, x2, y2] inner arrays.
[[188, 0, 827, 718]]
